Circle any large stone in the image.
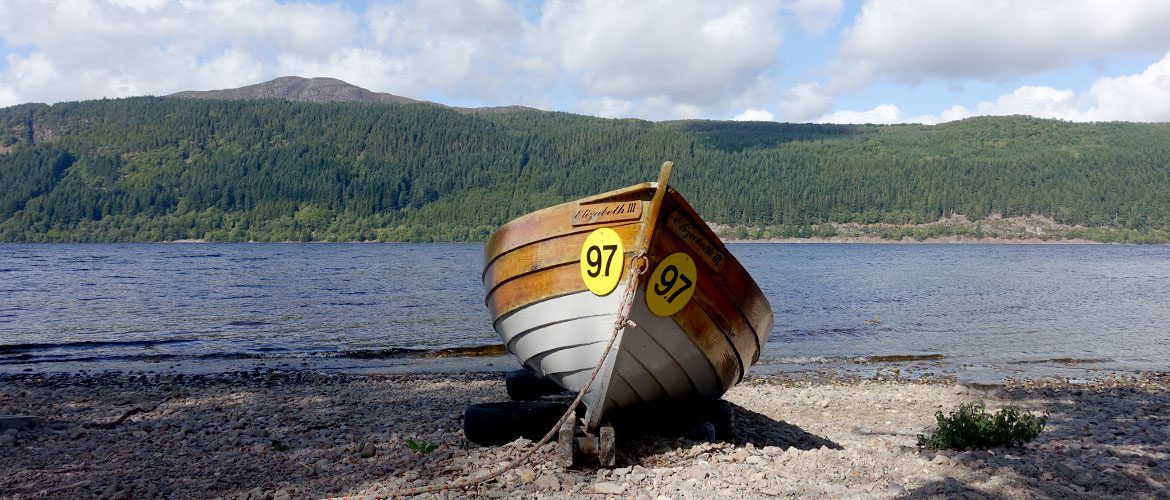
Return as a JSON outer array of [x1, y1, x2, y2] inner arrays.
[[591, 482, 627, 495], [533, 474, 560, 491]]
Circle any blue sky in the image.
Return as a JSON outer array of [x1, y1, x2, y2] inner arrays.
[[2, 0, 1170, 123]]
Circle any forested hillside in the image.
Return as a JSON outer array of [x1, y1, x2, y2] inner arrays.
[[2, 96, 1169, 242]]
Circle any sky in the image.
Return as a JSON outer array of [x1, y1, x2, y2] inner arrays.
[[2, 0, 1170, 124]]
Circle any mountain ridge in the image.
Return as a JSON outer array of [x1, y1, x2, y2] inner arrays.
[[169, 76, 539, 114]]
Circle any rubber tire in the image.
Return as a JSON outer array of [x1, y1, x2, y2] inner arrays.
[[505, 369, 566, 401], [463, 401, 569, 446]]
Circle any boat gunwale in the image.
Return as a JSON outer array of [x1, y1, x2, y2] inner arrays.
[[483, 182, 657, 268]]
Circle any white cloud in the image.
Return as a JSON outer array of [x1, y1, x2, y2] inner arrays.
[[5, 52, 62, 90], [365, 0, 534, 100], [819, 103, 905, 124], [578, 97, 634, 119], [734, 108, 776, 121], [836, 0, 1170, 87], [822, 51, 1170, 124], [0, 86, 19, 108], [779, 82, 834, 121], [577, 95, 704, 121], [276, 48, 405, 94], [0, 0, 817, 120], [939, 86, 1080, 122], [946, 52, 1170, 122], [0, 0, 362, 104], [537, 0, 784, 114], [1080, 51, 1170, 121]]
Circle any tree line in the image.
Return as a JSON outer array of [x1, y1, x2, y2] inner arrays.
[[1, 97, 1168, 242]]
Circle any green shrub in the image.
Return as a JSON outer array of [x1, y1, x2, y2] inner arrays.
[[405, 438, 438, 454], [917, 403, 1046, 450]]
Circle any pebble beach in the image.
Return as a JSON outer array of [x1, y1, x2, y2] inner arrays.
[[2, 369, 1168, 499]]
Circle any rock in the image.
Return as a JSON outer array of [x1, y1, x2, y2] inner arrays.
[[886, 483, 907, 495], [819, 398, 831, 408], [3, 428, 18, 437], [533, 475, 560, 491], [0, 433, 14, 446], [101, 481, 122, 499], [359, 442, 376, 458], [762, 446, 782, 456], [1072, 472, 1094, 487], [591, 482, 627, 495], [68, 427, 86, 440]]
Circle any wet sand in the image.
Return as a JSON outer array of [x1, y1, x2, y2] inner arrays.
[[1, 370, 1167, 499]]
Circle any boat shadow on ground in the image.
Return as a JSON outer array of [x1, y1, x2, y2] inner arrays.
[[902, 376, 1170, 498], [612, 399, 841, 466]]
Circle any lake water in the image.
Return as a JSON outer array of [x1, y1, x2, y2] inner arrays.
[[2, 243, 1169, 382]]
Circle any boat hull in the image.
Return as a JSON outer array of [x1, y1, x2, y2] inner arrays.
[[484, 174, 773, 429]]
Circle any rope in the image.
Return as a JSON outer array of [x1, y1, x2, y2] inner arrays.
[[325, 253, 650, 500]]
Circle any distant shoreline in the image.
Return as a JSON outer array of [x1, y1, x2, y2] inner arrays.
[[0, 240, 1141, 245], [723, 236, 1104, 245]]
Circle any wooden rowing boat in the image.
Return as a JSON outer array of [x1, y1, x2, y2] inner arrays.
[[482, 161, 773, 431]]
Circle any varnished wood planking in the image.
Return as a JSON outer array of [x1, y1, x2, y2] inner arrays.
[[485, 184, 655, 267], [483, 222, 641, 297], [486, 262, 628, 320], [661, 190, 772, 361]]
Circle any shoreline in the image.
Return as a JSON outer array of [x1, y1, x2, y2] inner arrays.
[[6, 236, 1170, 245], [2, 369, 1167, 499], [3, 350, 1150, 387], [722, 236, 1104, 244]]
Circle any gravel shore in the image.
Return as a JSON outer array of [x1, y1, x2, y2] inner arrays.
[[1, 369, 1167, 499]]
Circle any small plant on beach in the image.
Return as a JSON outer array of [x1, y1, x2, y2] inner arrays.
[[405, 438, 438, 454], [270, 439, 291, 452], [917, 403, 1046, 450]]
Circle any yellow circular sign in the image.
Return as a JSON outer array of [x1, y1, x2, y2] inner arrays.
[[580, 228, 624, 296], [646, 252, 697, 317]]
